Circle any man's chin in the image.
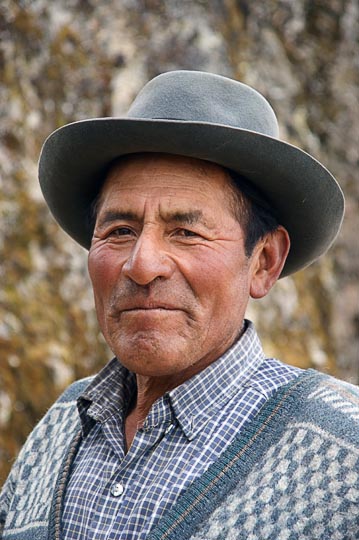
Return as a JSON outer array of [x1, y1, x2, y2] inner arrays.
[[117, 354, 191, 379], [110, 332, 197, 377]]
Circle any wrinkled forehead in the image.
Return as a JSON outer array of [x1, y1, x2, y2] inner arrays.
[[96, 152, 275, 226], [105, 152, 229, 184], [95, 152, 238, 212]]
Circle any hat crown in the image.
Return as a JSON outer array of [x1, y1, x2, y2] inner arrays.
[[127, 70, 279, 138]]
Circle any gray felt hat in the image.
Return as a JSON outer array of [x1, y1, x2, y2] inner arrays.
[[38, 70, 344, 277]]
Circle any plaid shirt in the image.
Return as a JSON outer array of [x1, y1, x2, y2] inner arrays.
[[62, 321, 301, 539]]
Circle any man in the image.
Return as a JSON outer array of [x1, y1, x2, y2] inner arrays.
[[1, 71, 358, 539]]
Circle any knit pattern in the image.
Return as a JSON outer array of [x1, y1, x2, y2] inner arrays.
[[0, 379, 89, 539], [4, 402, 79, 535], [190, 421, 359, 539], [308, 379, 359, 421], [148, 375, 359, 540]]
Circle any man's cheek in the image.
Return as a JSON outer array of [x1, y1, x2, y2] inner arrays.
[[89, 261, 113, 320], [89, 252, 120, 291]]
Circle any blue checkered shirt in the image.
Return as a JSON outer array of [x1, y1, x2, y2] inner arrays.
[[62, 321, 301, 539]]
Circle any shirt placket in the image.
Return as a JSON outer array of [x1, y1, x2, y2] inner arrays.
[[94, 404, 173, 537]]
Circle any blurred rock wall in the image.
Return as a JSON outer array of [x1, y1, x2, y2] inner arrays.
[[0, 0, 358, 484]]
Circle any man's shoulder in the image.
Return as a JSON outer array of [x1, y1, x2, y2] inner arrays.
[[13, 375, 94, 465], [295, 370, 359, 414], [56, 374, 95, 404], [243, 369, 359, 455], [306, 370, 359, 402], [248, 369, 359, 465], [295, 370, 359, 441], [2, 375, 95, 491]]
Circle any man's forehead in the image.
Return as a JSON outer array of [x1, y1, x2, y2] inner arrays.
[[94, 153, 239, 229], [104, 152, 228, 183], [96, 152, 235, 207]]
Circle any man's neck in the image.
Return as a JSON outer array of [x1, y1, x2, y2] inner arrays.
[[124, 373, 183, 450], [123, 324, 247, 450]]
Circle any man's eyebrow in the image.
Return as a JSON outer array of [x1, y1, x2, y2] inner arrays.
[[165, 210, 204, 225], [96, 210, 139, 228], [96, 209, 209, 228]]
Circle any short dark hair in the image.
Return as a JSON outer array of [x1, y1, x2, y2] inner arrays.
[[225, 169, 280, 257]]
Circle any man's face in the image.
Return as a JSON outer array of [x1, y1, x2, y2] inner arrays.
[[88, 153, 258, 379]]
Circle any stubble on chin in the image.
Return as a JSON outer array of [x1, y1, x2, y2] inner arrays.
[[104, 313, 204, 376]]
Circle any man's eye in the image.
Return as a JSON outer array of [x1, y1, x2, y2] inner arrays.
[[176, 229, 199, 238], [109, 227, 134, 237]]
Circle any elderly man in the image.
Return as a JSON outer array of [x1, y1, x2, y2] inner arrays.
[[1, 71, 358, 540]]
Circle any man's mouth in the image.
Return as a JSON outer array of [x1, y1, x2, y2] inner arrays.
[[116, 300, 183, 314], [122, 305, 181, 312]]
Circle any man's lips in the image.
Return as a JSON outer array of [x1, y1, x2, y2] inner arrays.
[[115, 300, 184, 313], [117, 305, 184, 324], [121, 304, 182, 312]]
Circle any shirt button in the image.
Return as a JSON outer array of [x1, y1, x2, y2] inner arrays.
[[111, 482, 124, 497], [165, 424, 174, 435]]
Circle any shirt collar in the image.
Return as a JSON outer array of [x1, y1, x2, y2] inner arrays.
[[77, 358, 136, 437], [167, 320, 265, 440], [77, 320, 265, 440]]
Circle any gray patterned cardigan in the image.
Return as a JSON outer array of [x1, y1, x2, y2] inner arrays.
[[1, 370, 359, 540]]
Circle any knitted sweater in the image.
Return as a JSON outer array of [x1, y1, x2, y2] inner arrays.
[[1, 370, 359, 540]]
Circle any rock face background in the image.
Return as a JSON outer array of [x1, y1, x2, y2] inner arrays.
[[0, 0, 358, 484]]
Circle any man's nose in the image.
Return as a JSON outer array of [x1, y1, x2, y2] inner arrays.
[[122, 231, 176, 285]]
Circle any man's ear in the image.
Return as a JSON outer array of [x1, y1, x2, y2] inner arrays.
[[249, 226, 290, 299]]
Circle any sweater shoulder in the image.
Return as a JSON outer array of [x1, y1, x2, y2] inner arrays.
[[55, 375, 95, 403], [1, 374, 92, 483], [305, 370, 359, 405], [293, 370, 359, 445]]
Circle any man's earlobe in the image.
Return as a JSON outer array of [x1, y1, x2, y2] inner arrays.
[[249, 226, 290, 299]]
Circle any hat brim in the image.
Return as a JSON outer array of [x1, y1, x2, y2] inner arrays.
[[38, 117, 344, 277]]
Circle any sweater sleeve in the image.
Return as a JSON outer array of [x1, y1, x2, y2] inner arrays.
[[0, 376, 93, 538], [0, 443, 22, 536]]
